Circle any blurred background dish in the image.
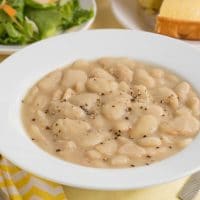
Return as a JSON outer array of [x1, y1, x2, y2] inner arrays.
[[111, 0, 200, 48], [0, 0, 96, 54]]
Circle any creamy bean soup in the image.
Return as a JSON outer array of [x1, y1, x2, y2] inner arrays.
[[21, 58, 200, 168]]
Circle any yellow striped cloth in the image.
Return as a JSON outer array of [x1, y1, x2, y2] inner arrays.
[[0, 156, 67, 200]]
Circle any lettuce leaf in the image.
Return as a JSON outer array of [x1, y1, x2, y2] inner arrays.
[[25, 7, 62, 39], [60, 0, 94, 29], [25, 0, 57, 9], [0, 0, 94, 44]]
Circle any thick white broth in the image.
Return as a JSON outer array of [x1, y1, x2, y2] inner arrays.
[[21, 57, 200, 168]]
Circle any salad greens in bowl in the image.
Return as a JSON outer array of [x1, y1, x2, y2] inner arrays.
[[0, 0, 96, 53]]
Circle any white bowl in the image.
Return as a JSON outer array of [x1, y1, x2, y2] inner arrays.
[[0, 30, 200, 190], [0, 0, 96, 55]]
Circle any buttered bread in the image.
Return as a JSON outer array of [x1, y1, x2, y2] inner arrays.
[[156, 0, 200, 40], [139, 0, 200, 40]]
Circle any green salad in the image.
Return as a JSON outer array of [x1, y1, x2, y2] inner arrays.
[[0, 0, 94, 44]]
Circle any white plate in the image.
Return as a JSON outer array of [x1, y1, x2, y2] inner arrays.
[[111, 0, 200, 49], [0, 0, 96, 55], [0, 30, 200, 190]]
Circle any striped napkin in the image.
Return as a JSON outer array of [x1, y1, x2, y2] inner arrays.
[[0, 156, 67, 200]]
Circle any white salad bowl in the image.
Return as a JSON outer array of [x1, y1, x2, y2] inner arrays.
[[0, 0, 96, 55], [0, 30, 200, 190]]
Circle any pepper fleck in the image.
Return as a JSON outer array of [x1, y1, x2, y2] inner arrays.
[[130, 164, 135, 167], [146, 155, 151, 158], [125, 116, 129, 120], [31, 138, 35, 141], [145, 163, 150, 166], [56, 149, 61, 152], [168, 146, 172, 149], [46, 126, 50, 130], [128, 107, 132, 112], [160, 100, 164, 104], [32, 118, 36, 122], [156, 146, 160, 149], [143, 135, 147, 138]]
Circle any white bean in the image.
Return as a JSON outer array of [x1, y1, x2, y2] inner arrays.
[[72, 59, 91, 72], [176, 138, 193, 148], [69, 93, 100, 110], [160, 115, 200, 136], [112, 120, 131, 132], [52, 89, 63, 100], [176, 107, 191, 117], [187, 96, 200, 116], [75, 81, 86, 92], [155, 87, 179, 109], [34, 95, 49, 109], [89, 67, 114, 80], [119, 142, 146, 157], [62, 88, 75, 100], [119, 81, 131, 93], [117, 136, 132, 144], [96, 140, 118, 156], [138, 136, 162, 147], [145, 105, 164, 118], [114, 64, 133, 83], [36, 110, 50, 127], [146, 146, 168, 156], [49, 101, 85, 119], [62, 69, 87, 88], [102, 101, 126, 120], [132, 85, 152, 103], [161, 134, 174, 144], [150, 68, 164, 78], [81, 131, 110, 147], [52, 118, 91, 138], [86, 77, 118, 94], [129, 115, 158, 138], [90, 115, 110, 130], [65, 141, 77, 152], [87, 150, 102, 159], [31, 125, 49, 145], [38, 70, 62, 93], [175, 82, 190, 102], [134, 68, 155, 88], [98, 57, 136, 71], [111, 155, 130, 166]]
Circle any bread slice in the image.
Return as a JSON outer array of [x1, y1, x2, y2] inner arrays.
[[155, 0, 200, 40]]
